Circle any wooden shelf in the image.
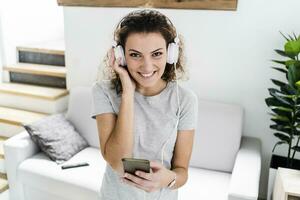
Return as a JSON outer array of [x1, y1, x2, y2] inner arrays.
[[57, 0, 238, 11]]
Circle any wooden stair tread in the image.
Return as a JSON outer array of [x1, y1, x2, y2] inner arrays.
[[0, 177, 8, 193], [3, 63, 66, 78], [0, 137, 8, 159], [0, 106, 47, 126], [0, 82, 68, 100], [17, 39, 65, 55]]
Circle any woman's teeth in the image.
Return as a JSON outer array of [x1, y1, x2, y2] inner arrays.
[[140, 71, 155, 78]]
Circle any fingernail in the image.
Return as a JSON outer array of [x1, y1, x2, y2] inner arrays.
[[135, 171, 139, 176]]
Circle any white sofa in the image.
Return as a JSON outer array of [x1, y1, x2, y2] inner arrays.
[[4, 86, 261, 200]]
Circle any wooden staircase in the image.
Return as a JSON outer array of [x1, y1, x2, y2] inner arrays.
[[0, 39, 68, 193]]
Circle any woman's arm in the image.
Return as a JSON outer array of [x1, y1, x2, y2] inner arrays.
[[169, 129, 195, 189], [96, 49, 136, 173], [96, 93, 134, 173]]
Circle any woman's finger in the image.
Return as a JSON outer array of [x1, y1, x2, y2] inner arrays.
[[112, 58, 122, 73], [121, 178, 150, 192], [108, 48, 115, 67], [124, 173, 145, 185], [135, 171, 152, 181], [150, 161, 163, 170]]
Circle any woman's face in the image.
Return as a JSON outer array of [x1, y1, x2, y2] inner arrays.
[[124, 32, 167, 93]]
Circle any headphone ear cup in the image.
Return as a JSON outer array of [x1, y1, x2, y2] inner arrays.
[[167, 43, 179, 64], [114, 45, 127, 66]]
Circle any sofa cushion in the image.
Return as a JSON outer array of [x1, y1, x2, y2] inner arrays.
[[66, 87, 100, 148], [24, 114, 88, 164], [189, 100, 243, 172], [179, 167, 231, 200], [18, 147, 105, 200]]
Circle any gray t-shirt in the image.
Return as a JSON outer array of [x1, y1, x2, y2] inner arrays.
[[91, 80, 198, 200]]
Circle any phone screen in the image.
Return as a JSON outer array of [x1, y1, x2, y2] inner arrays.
[[122, 158, 150, 175]]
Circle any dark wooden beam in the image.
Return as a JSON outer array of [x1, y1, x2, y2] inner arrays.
[[57, 0, 238, 11]]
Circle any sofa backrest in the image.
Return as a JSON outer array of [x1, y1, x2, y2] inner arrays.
[[65, 87, 243, 173], [189, 99, 243, 173], [66, 86, 100, 148]]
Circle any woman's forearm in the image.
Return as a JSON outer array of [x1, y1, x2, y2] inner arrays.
[[105, 93, 135, 172], [169, 167, 188, 189]]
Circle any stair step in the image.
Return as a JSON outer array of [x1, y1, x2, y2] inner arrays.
[[0, 106, 47, 126], [0, 177, 8, 193], [3, 63, 66, 78], [0, 122, 24, 138], [0, 82, 68, 100], [0, 173, 7, 180], [0, 137, 8, 159], [17, 39, 65, 55]]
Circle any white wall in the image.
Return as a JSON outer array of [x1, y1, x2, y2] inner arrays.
[[0, 0, 64, 70], [63, 0, 300, 198]]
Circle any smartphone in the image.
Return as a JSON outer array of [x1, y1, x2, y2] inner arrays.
[[122, 158, 150, 175]]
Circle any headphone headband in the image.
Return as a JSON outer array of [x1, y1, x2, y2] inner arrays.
[[113, 10, 180, 66]]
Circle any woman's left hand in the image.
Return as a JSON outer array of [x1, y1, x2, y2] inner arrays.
[[120, 161, 175, 193]]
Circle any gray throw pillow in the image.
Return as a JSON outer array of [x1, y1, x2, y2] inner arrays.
[[23, 113, 88, 164]]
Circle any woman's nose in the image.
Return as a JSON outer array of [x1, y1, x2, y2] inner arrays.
[[142, 56, 153, 71]]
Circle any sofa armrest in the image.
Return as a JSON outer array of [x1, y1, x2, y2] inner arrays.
[[228, 136, 262, 200], [3, 131, 40, 200]]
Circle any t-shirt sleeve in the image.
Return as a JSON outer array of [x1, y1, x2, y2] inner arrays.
[[91, 82, 115, 119], [177, 90, 198, 131]]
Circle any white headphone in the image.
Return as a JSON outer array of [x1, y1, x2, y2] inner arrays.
[[113, 36, 180, 66]]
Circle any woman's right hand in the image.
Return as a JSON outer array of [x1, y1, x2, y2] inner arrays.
[[109, 48, 136, 95]]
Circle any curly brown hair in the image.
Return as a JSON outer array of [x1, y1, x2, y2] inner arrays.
[[102, 9, 187, 95]]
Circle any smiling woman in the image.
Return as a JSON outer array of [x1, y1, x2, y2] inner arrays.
[[91, 9, 198, 200]]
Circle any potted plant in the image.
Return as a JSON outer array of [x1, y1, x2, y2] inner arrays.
[[265, 32, 300, 200]]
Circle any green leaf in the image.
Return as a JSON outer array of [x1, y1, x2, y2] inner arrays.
[[286, 60, 300, 67], [272, 60, 286, 65], [271, 108, 292, 120], [287, 62, 300, 88], [270, 79, 296, 95], [270, 124, 292, 135], [280, 31, 291, 42], [265, 97, 292, 108], [293, 32, 298, 40], [291, 146, 300, 152], [272, 67, 287, 74], [272, 141, 287, 152], [288, 34, 295, 41], [274, 132, 291, 143], [271, 118, 290, 126], [271, 79, 286, 87], [296, 80, 300, 89], [284, 40, 300, 57], [268, 88, 293, 106], [276, 106, 293, 112], [271, 114, 290, 122], [275, 49, 295, 59]]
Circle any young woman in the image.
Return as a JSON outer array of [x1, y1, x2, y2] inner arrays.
[[92, 9, 198, 200]]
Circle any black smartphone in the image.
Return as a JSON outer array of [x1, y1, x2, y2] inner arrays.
[[122, 158, 150, 175]]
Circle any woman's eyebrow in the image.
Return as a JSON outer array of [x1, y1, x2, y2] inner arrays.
[[128, 48, 163, 54]]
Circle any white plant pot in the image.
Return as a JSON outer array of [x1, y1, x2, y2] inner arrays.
[[267, 167, 277, 200], [267, 154, 300, 200]]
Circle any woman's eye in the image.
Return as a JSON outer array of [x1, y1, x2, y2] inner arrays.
[[153, 52, 163, 57], [129, 53, 140, 58]]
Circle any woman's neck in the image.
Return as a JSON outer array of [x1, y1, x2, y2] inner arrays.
[[136, 80, 167, 96]]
